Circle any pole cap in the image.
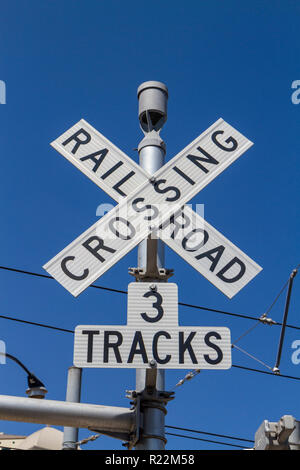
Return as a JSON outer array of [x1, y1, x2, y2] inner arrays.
[[137, 81, 168, 132]]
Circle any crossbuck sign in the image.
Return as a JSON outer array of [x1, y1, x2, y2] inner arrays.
[[44, 118, 262, 298]]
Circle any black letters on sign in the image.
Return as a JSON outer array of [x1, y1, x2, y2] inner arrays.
[[82, 236, 116, 262], [113, 171, 136, 197], [127, 331, 148, 364], [82, 330, 100, 363], [153, 179, 181, 202], [152, 331, 171, 364], [216, 257, 246, 283], [101, 161, 123, 180], [203, 331, 223, 365], [186, 146, 219, 174], [141, 290, 164, 323], [195, 245, 225, 272], [80, 149, 109, 173], [108, 217, 136, 240], [211, 130, 238, 152], [182, 228, 209, 252], [62, 128, 91, 154], [167, 209, 191, 240], [172, 166, 195, 185], [61, 256, 89, 281], [103, 331, 123, 363], [132, 197, 159, 221], [179, 331, 198, 364]]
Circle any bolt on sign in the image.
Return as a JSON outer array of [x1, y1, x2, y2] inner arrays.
[[43, 118, 262, 298], [74, 283, 232, 369]]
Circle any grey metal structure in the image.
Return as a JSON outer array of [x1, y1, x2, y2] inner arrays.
[[0, 394, 135, 438], [62, 366, 82, 450], [133, 81, 171, 450], [254, 415, 300, 450], [273, 268, 298, 374]]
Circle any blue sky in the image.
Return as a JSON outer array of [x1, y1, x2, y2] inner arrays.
[[0, 0, 299, 450]]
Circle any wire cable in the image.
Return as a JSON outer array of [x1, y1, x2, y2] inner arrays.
[[165, 425, 254, 444], [1, 264, 300, 330], [232, 363, 300, 381], [263, 264, 299, 319], [232, 344, 273, 371], [165, 431, 252, 449], [0, 265, 127, 295], [0, 314, 74, 334], [232, 320, 261, 346], [2, 264, 300, 382]]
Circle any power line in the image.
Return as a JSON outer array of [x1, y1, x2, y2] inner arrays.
[[0, 266, 127, 295], [2, 311, 300, 382], [232, 344, 273, 371], [2, 264, 300, 382], [0, 314, 74, 334], [165, 424, 254, 443], [231, 364, 300, 381], [263, 264, 299, 319], [1, 265, 300, 330], [1, 264, 300, 448], [165, 431, 252, 449]]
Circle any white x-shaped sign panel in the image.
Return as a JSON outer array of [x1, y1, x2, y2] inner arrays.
[[43, 118, 262, 298]]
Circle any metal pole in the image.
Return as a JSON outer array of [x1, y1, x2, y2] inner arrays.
[[273, 268, 298, 374], [62, 366, 82, 450], [0, 394, 134, 434], [135, 81, 168, 450]]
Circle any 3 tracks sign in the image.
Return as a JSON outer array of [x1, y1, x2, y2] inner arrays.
[[74, 283, 232, 370]]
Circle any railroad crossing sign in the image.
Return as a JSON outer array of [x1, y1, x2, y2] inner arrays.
[[43, 118, 262, 298], [73, 283, 231, 369]]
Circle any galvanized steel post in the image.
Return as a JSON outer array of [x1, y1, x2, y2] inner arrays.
[[0, 394, 134, 434], [135, 81, 168, 450], [62, 366, 82, 450]]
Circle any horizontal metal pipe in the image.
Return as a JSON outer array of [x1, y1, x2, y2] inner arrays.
[[0, 395, 134, 434]]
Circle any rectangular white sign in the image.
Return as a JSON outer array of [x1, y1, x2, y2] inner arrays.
[[44, 118, 253, 297], [73, 283, 232, 369], [127, 282, 178, 327], [73, 326, 231, 369]]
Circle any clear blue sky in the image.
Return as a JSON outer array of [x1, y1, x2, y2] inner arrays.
[[0, 0, 299, 450]]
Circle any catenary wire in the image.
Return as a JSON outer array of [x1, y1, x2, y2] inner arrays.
[[264, 264, 299, 318], [0, 314, 74, 334], [165, 432, 252, 449], [1, 265, 300, 380], [1, 311, 300, 381], [0, 265, 300, 330], [1, 265, 300, 448], [165, 425, 254, 443], [1, 264, 300, 381], [231, 364, 300, 381], [232, 320, 261, 345], [232, 344, 273, 371]]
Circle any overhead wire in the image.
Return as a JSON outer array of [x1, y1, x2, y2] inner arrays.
[[0, 314, 74, 334], [165, 424, 254, 444], [165, 432, 252, 449], [0, 264, 300, 449], [1, 264, 300, 382], [0, 264, 300, 330], [231, 344, 273, 371]]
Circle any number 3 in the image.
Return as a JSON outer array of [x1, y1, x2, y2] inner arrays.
[[141, 290, 164, 323]]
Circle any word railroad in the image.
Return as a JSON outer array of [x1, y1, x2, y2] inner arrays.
[[44, 118, 262, 298]]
